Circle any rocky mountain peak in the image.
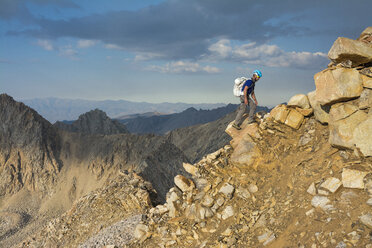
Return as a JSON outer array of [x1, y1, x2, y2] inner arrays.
[[54, 108, 128, 135]]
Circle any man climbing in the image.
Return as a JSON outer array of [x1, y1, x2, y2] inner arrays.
[[232, 70, 262, 130]]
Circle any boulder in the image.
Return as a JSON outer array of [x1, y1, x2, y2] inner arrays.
[[342, 168, 368, 189], [362, 74, 372, 89], [230, 135, 261, 166], [329, 110, 368, 149], [287, 94, 311, 109], [359, 88, 372, 110], [329, 102, 359, 121], [359, 213, 372, 228], [270, 105, 289, 124], [328, 37, 372, 66], [308, 91, 330, 124], [183, 163, 198, 176], [353, 115, 372, 156], [284, 109, 304, 129], [314, 68, 363, 105]]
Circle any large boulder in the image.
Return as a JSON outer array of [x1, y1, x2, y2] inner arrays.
[[314, 68, 363, 105], [353, 115, 372, 157], [287, 94, 311, 109], [328, 37, 372, 66], [329, 110, 368, 149], [269, 105, 290, 124], [230, 135, 261, 167], [329, 102, 359, 121], [284, 109, 304, 129], [308, 91, 330, 124]]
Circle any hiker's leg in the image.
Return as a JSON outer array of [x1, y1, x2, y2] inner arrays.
[[234, 96, 246, 126], [247, 97, 257, 121]]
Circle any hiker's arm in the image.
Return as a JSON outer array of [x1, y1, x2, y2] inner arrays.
[[251, 91, 258, 105], [244, 86, 248, 105]]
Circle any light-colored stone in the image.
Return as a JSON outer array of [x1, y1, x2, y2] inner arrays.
[[359, 88, 372, 110], [314, 68, 363, 105], [319, 177, 342, 193], [201, 195, 214, 208], [219, 183, 235, 199], [366, 198, 372, 206], [230, 135, 261, 166], [258, 230, 275, 246], [329, 110, 368, 149], [329, 102, 359, 121], [353, 114, 372, 157], [362, 74, 372, 89], [307, 182, 317, 196], [270, 105, 290, 124], [285, 109, 304, 129], [134, 224, 149, 240], [221, 206, 234, 220], [174, 175, 195, 192], [183, 163, 198, 176], [308, 91, 329, 124], [295, 107, 314, 117], [342, 168, 368, 189], [357, 27, 372, 43], [359, 213, 372, 228], [248, 183, 258, 193], [311, 196, 334, 211], [328, 37, 372, 66], [288, 94, 311, 109]]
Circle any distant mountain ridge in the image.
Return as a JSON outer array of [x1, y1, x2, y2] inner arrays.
[[120, 104, 271, 134], [21, 97, 226, 123]]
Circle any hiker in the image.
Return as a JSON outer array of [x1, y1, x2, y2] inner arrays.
[[232, 70, 262, 130]]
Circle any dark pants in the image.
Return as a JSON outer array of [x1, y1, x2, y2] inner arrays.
[[234, 95, 256, 126]]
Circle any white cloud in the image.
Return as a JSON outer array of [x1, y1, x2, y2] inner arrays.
[[59, 46, 79, 60], [134, 52, 164, 62], [206, 40, 328, 69], [77, 39, 97, 48], [148, 61, 221, 74], [104, 43, 124, 50], [36, 39, 54, 51]]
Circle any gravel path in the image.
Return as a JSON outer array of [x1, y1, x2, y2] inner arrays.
[[78, 214, 142, 248]]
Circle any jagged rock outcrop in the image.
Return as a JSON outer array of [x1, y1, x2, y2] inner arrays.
[[54, 109, 128, 135], [0, 94, 62, 196]]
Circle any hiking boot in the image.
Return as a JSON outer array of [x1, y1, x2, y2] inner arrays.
[[232, 123, 241, 130]]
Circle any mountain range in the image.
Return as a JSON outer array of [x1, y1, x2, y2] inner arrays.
[[21, 97, 226, 123]]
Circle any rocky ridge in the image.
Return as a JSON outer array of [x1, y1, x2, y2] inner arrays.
[[126, 27, 372, 247]]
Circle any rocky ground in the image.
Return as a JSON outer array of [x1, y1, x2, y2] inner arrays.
[[127, 114, 372, 248]]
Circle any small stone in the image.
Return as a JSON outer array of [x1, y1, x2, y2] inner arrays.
[[183, 163, 198, 176], [221, 206, 234, 220], [307, 182, 317, 196], [305, 208, 315, 216], [320, 177, 342, 193], [219, 183, 235, 199], [317, 189, 329, 196], [342, 168, 368, 189], [221, 228, 232, 236], [134, 224, 149, 240], [201, 195, 214, 208], [248, 183, 258, 193], [174, 175, 195, 192], [311, 196, 334, 211], [258, 230, 275, 246], [359, 213, 372, 228], [335, 241, 347, 248], [366, 198, 372, 206]]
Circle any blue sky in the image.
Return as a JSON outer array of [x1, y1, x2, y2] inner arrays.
[[0, 0, 371, 107]]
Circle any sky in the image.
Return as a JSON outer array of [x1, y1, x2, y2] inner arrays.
[[0, 0, 371, 107]]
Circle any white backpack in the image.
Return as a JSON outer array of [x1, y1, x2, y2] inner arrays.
[[233, 77, 248, 97]]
